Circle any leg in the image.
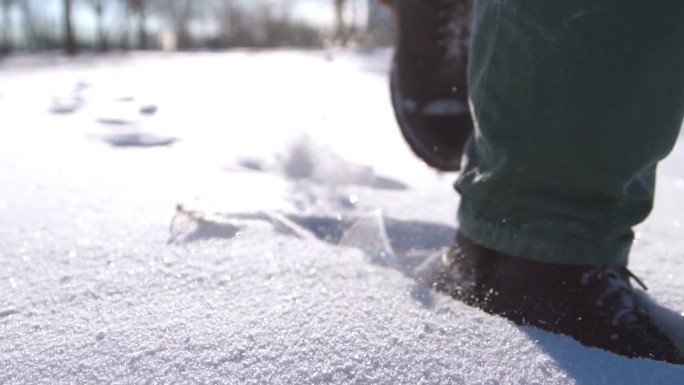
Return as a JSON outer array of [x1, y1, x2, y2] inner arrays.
[[443, 0, 684, 363], [459, 0, 684, 266]]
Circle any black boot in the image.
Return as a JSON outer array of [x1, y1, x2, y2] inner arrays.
[[389, 0, 473, 171], [432, 233, 684, 364]]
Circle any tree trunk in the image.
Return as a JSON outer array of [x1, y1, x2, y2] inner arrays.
[[350, 0, 357, 35], [138, 7, 147, 49], [95, 3, 106, 51], [64, 0, 77, 55], [1, 0, 11, 52], [176, 25, 190, 50], [18, 0, 34, 49], [334, 0, 347, 44]]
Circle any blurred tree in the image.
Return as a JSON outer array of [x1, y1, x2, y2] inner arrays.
[[1, 0, 12, 52], [84, 0, 107, 50], [126, 0, 148, 49], [334, 0, 347, 43], [210, 0, 318, 48], [17, 0, 41, 49], [3, 0, 327, 53], [63, 0, 77, 54], [366, 0, 392, 45], [153, 0, 197, 50]]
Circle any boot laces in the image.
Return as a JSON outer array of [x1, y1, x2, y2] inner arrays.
[[581, 266, 649, 326]]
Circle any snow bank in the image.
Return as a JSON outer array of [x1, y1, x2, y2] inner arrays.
[[0, 50, 682, 385]]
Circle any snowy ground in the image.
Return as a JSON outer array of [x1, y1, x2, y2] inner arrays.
[[0, 50, 683, 384]]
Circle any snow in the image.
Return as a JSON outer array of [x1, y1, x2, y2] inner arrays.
[[0, 50, 683, 384]]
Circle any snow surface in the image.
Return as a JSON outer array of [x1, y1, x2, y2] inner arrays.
[[0, 50, 683, 384]]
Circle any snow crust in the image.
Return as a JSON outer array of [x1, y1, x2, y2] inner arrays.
[[1, 50, 683, 384]]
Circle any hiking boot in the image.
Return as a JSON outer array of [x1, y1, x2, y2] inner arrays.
[[388, 0, 473, 171], [432, 233, 684, 364]]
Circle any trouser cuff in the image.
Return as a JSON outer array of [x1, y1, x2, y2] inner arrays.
[[457, 197, 631, 267]]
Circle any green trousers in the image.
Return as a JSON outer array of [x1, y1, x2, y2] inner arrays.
[[456, 0, 684, 266]]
